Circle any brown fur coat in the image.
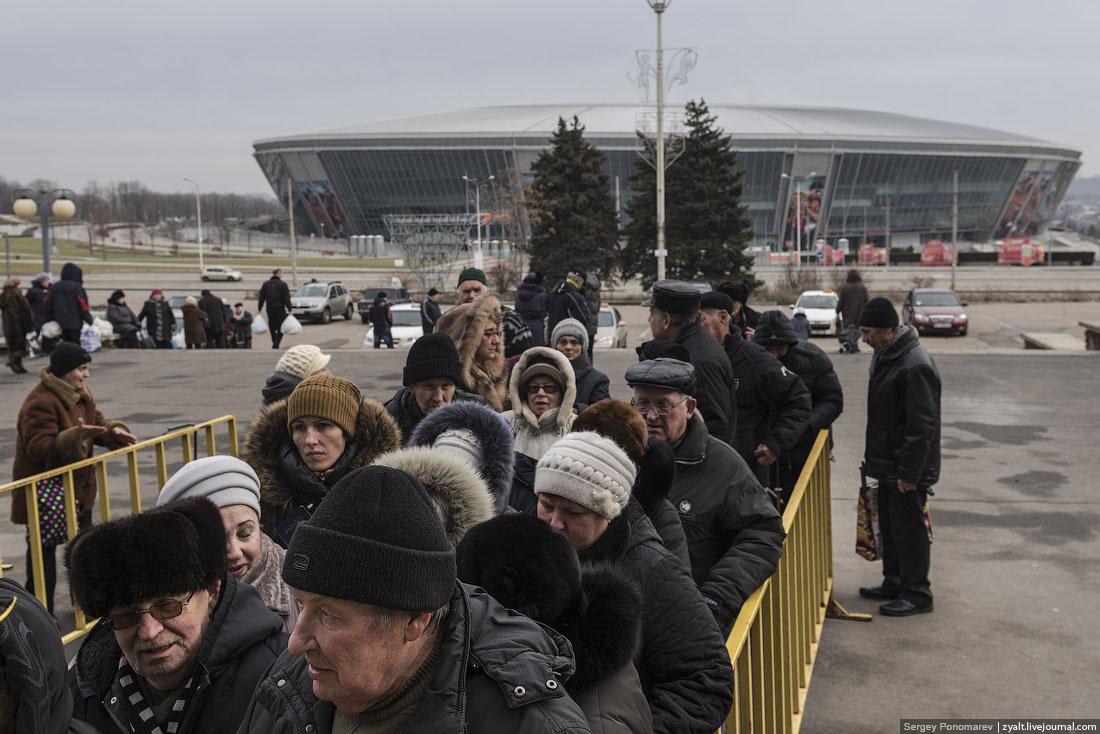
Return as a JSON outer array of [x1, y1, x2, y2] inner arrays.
[[1, 279, 35, 358], [435, 294, 508, 411]]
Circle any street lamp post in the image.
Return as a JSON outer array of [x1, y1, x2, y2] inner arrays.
[[780, 172, 817, 269], [12, 188, 77, 274], [182, 178, 204, 271], [647, 0, 670, 282], [462, 175, 495, 269]]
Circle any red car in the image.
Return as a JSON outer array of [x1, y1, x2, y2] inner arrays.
[[902, 288, 968, 336]]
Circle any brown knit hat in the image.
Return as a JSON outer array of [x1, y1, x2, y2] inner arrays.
[[287, 374, 362, 437]]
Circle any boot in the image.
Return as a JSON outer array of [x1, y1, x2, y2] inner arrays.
[[12, 356, 27, 374]]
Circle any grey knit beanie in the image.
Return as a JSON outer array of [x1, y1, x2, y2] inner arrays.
[[434, 429, 483, 471], [156, 455, 261, 516], [535, 432, 636, 520], [551, 317, 589, 353]]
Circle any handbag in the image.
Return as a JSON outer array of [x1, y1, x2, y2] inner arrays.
[[855, 465, 881, 561], [33, 476, 70, 546]]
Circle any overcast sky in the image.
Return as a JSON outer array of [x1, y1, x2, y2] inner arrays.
[[4, 0, 1096, 196]]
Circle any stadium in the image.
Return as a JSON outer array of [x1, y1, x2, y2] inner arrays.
[[252, 104, 1081, 250]]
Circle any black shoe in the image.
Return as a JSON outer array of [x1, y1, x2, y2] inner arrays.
[[858, 584, 900, 600], [879, 598, 933, 616]]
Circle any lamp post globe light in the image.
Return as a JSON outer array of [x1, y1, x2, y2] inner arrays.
[[11, 188, 77, 274], [646, 0, 670, 282], [462, 174, 495, 269]]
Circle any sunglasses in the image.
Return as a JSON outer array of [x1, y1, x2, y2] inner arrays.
[[106, 592, 195, 630]]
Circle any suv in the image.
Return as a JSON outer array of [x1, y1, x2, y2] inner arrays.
[[290, 280, 354, 323], [358, 286, 411, 324], [201, 265, 242, 282]]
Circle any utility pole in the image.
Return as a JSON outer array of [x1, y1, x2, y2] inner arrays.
[[648, 0, 670, 281], [885, 192, 891, 269], [951, 169, 959, 291], [286, 178, 298, 287], [4, 235, 10, 279]]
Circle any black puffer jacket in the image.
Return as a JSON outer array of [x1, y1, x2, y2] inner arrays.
[[570, 353, 611, 410], [45, 263, 92, 331], [865, 326, 941, 486], [384, 387, 490, 444], [671, 414, 785, 633], [201, 292, 226, 335], [26, 280, 50, 329], [673, 321, 736, 445], [257, 275, 291, 316], [237, 583, 592, 733], [545, 280, 590, 341], [579, 500, 733, 734], [105, 301, 139, 336], [516, 281, 548, 345], [70, 575, 287, 734], [765, 332, 844, 451]]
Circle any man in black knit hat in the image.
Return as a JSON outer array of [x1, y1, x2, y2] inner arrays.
[[384, 333, 489, 443], [238, 465, 591, 733], [858, 297, 941, 617]]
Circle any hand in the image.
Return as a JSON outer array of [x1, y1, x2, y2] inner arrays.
[[754, 443, 777, 466], [111, 427, 138, 446], [897, 479, 918, 493], [744, 327, 755, 340], [75, 418, 108, 439]]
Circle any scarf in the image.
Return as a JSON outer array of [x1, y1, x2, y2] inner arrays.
[[275, 438, 359, 508], [869, 325, 911, 375], [112, 656, 198, 734], [242, 533, 295, 618]]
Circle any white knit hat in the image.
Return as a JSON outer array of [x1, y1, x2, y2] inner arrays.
[[534, 432, 636, 520], [434, 429, 483, 471], [276, 345, 331, 380], [156, 455, 261, 516]]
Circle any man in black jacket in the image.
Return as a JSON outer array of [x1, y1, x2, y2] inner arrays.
[[643, 281, 735, 445], [857, 297, 940, 617], [257, 268, 292, 349], [753, 310, 844, 502], [419, 287, 442, 334], [545, 270, 592, 346], [699, 291, 811, 486], [45, 263, 92, 343], [200, 289, 227, 348], [25, 272, 51, 331]]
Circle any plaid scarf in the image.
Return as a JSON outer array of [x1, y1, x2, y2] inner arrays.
[[113, 656, 199, 734]]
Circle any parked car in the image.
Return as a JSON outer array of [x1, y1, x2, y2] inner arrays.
[[358, 286, 411, 324], [595, 306, 628, 349], [902, 288, 968, 336], [363, 302, 423, 347], [791, 290, 839, 336], [290, 280, 354, 323], [201, 265, 243, 282]]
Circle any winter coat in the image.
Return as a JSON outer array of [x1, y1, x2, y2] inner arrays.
[[502, 347, 577, 461], [181, 302, 208, 346], [673, 321, 736, 446], [261, 371, 301, 406], [241, 397, 401, 547], [11, 369, 129, 525], [583, 273, 602, 336], [138, 299, 175, 343], [516, 281, 548, 344], [546, 280, 591, 341], [865, 326, 941, 487], [837, 281, 870, 329], [671, 413, 786, 633], [257, 276, 291, 316], [1, 280, 35, 357], [420, 296, 442, 333], [237, 582, 593, 734], [570, 353, 611, 410], [369, 298, 392, 330], [105, 301, 138, 337], [408, 400, 516, 515], [502, 305, 536, 359], [629, 440, 692, 573], [384, 387, 489, 444], [70, 575, 287, 734], [201, 292, 226, 335], [776, 339, 844, 453], [721, 330, 812, 483], [45, 263, 92, 331], [26, 281, 50, 329], [579, 500, 734, 734], [230, 310, 253, 347], [436, 294, 509, 411]]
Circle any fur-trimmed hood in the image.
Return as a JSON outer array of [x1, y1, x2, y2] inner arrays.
[[407, 400, 515, 515], [507, 346, 577, 432], [372, 448, 494, 544], [435, 294, 507, 410], [241, 397, 401, 510]]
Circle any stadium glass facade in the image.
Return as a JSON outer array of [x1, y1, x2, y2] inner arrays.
[[253, 104, 1080, 249]]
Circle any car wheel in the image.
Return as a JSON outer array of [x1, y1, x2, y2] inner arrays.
[[321, 308, 331, 324], [201, 276, 209, 281], [959, 328, 968, 337], [361, 314, 370, 325], [344, 304, 354, 320]]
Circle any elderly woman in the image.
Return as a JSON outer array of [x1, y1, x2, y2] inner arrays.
[[435, 293, 508, 410], [11, 342, 136, 614], [551, 317, 610, 411], [1, 277, 35, 373], [241, 373, 400, 547], [502, 346, 577, 461], [106, 289, 140, 348], [181, 295, 208, 349], [157, 455, 299, 631]]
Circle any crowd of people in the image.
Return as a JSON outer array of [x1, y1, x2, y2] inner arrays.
[[0, 264, 944, 733]]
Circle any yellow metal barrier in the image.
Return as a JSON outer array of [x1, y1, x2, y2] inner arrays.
[[723, 429, 836, 734], [0, 416, 238, 645]]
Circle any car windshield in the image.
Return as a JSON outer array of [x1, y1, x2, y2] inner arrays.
[[296, 285, 327, 297], [797, 295, 837, 309], [914, 293, 960, 307], [598, 310, 615, 327], [168, 296, 188, 307], [392, 310, 420, 327]]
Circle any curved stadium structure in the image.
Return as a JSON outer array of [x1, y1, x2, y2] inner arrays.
[[253, 104, 1081, 249]]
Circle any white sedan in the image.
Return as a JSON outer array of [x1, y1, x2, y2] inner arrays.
[[790, 290, 839, 336], [364, 302, 423, 348]]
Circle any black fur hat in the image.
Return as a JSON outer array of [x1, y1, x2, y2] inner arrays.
[[65, 497, 226, 619]]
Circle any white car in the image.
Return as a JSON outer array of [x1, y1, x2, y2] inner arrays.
[[595, 306, 628, 349], [201, 265, 242, 282], [364, 302, 423, 348], [791, 290, 839, 336]]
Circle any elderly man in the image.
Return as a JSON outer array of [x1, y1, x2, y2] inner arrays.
[[643, 280, 735, 445], [65, 497, 287, 733], [626, 358, 785, 635], [699, 290, 812, 487], [239, 465, 591, 733], [858, 297, 940, 616], [455, 266, 534, 359], [385, 333, 488, 442]]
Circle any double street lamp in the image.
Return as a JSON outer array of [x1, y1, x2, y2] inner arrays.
[[462, 174, 494, 269], [11, 188, 77, 274], [646, 0, 671, 282]]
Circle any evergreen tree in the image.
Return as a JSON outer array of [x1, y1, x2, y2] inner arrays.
[[527, 116, 620, 283], [623, 99, 756, 290]]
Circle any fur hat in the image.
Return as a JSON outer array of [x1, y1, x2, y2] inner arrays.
[[572, 400, 647, 463], [65, 497, 226, 619], [287, 373, 362, 437], [535, 432, 636, 520]]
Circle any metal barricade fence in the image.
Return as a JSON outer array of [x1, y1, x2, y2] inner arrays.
[[0, 416, 238, 645], [723, 429, 836, 734]]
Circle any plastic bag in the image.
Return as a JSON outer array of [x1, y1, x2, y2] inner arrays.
[[171, 332, 185, 349], [80, 325, 102, 353], [40, 321, 61, 339], [92, 317, 114, 338], [280, 314, 302, 335], [251, 313, 269, 335]]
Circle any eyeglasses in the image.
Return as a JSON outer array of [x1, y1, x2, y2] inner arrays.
[[106, 592, 195, 630], [630, 396, 689, 417], [526, 382, 561, 396]]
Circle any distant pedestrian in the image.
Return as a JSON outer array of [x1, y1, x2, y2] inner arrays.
[[138, 288, 175, 348], [551, 317, 610, 410], [545, 269, 591, 348], [230, 302, 254, 348], [579, 265, 602, 360], [716, 281, 761, 339], [201, 289, 227, 348], [368, 291, 393, 348], [44, 263, 92, 344], [837, 268, 869, 354], [25, 271, 51, 331], [181, 296, 208, 349], [257, 268, 292, 349], [1, 277, 35, 373], [419, 287, 442, 334], [261, 344, 331, 406], [515, 272, 548, 345], [106, 289, 140, 348]]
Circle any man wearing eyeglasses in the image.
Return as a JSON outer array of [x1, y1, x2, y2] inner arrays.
[[65, 497, 287, 734], [626, 358, 785, 636]]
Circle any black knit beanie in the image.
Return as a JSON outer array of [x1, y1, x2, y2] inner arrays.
[[752, 311, 799, 347], [282, 466, 456, 611], [456, 267, 487, 287], [49, 342, 91, 377], [404, 333, 463, 387], [858, 297, 900, 328]]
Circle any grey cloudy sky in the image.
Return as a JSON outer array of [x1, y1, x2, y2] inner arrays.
[[4, 0, 1096, 195]]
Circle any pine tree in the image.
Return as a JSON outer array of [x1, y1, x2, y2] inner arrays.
[[527, 117, 621, 283], [623, 99, 757, 290]]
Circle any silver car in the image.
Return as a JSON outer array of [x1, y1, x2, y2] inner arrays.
[[290, 281, 354, 324]]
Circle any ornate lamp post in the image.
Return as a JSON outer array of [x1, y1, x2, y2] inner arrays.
[[462, 175, 495, 269], [646, 0, 670, 282], [12, 188, 77, 274]]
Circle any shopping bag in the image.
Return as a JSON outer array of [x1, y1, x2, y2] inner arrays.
[[40, 321, 62, 339], [33, 476, 70, 546], [92, 317, 114, 338], [79, 325, 102, 353], [280, 314, 303, 335], [171, 332, 185, 349], [855, 466, 881, 561], [251, 313, 269, 335]]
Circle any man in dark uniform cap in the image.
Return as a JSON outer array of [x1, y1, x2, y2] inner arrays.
[[643, 281, 735, 445]]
